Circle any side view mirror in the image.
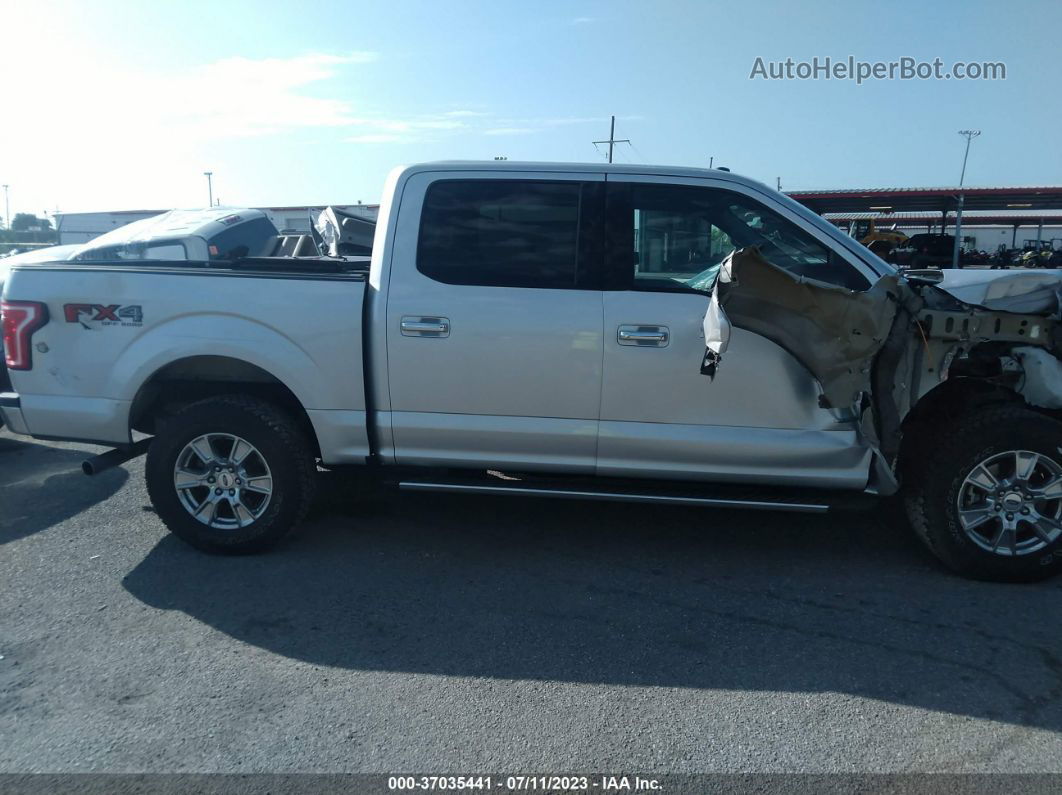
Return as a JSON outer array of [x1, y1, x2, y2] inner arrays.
[[903, 268, 945, 284]]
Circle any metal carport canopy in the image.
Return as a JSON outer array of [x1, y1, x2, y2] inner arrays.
[[786, 186, 1062, 215], [820, 210, 1062, 229]]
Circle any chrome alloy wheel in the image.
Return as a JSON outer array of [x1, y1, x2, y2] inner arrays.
[[173, 433, 273, 529], [957, 450, 1062, 556]]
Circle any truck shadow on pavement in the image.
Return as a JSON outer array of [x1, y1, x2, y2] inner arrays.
[[123, 480, 1062, 732], [0, 435, 127, 544]]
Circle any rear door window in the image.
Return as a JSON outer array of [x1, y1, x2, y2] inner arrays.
[[417, 180, 601, 289]]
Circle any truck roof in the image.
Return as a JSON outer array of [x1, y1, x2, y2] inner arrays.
[[408, 160, 772, 190], [398, 160, 893, 278]]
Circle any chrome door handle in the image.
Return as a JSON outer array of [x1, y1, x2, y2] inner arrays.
[[618, 325, 669, 347], [401, 316, 450, 337]]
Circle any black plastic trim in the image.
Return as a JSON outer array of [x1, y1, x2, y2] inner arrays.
[[9, 262, 367, 282]]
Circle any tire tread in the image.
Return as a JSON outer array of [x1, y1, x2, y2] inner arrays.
[[146, 394, 316, 554], [903, 403, 1062, 582]]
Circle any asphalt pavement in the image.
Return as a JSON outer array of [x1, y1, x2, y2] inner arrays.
[[2, 428, 1062, 774]]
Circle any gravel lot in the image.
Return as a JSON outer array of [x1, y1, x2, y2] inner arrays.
[[2, 427, 1062, 774]]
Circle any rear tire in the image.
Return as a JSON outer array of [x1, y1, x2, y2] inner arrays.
[[903, 404, 1062, 582], [146, 395, 316, 554]]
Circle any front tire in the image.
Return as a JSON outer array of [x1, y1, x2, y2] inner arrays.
[[146, 395, 316, 554], [904, 404, 1062, 582]]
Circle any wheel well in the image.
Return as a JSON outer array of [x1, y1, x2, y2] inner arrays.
[[130, 356, 320, 457], [898, 377, 1030, 479]]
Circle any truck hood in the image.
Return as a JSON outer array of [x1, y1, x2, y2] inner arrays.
[[929, 268, 1062, 315]]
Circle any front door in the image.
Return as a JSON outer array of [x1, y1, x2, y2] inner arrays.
[[597, 177, 875, 488], [385, 174, 606, 473]]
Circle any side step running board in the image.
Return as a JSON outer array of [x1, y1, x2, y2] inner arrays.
[[398, 481, 831, 513]]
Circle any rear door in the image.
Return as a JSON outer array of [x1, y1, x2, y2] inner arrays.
[[597, 177, 877, 488], [385, 171, 606, 472]]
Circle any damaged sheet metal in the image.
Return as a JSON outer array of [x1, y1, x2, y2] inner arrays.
[[704, 246, 919, 411], [1011, 346, 1062, 409], [933, 269, 1062, 315], [699, 248, 1062, 495], [312, 207, 376, 257], [700, 268, 732, 378]]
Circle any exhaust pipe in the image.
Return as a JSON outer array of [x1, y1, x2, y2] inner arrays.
[[82, 437, 152, 476]]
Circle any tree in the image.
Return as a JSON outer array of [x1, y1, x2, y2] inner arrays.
[[11, 213, 52, 231]]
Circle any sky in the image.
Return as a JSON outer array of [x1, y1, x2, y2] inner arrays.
[[1, 0, 1060, 220]]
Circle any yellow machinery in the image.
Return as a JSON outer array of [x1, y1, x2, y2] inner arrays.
[[850, 219, 909, 257]]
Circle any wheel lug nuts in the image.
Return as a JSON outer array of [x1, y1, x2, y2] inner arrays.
[[1021, 507, 1030, 515], [229, 489, 236, 496], [215, 488, 222, 496], [235, 478, 242, 485], [208, 477, 215, 484], [1006, 513, 1014, 521]]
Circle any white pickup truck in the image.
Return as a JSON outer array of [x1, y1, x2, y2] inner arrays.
[[4, 161, 1062, 582]]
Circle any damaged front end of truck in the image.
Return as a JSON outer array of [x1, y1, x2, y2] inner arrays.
[[702, 247, 1062, 495]]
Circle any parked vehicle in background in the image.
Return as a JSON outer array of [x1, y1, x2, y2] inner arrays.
[[1017, 242, 1054, 269], [960, 249, 991, 268], [892, 233, 957, 269], [849, 218, 909, 258], [4, 161, 1062, 583], [73, 208, 282, 262]]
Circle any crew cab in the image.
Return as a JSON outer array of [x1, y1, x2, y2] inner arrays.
[[4, 161, 1062, 582]]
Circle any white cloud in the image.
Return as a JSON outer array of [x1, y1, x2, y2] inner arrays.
[[571, 16, 595, 25], [346, 134, 407, 144], [0, 46, 381, 212], [2, 49, 380, 145], [539, 116, 607, 127], [149, 51, 380, 137], [0, 20, 641, 214], [342, 115, 468, 143]]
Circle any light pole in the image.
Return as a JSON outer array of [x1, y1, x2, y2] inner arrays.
[[203, 172, 214, 207], [2, 184, 9, 230], [951, 130, 981, 269]]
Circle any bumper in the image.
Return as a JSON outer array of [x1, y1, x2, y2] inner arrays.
[[0, 392, 30, 435], [0, 392, 131, 444]]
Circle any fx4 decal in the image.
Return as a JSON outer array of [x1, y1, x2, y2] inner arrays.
[[64, 303, 144, 328]]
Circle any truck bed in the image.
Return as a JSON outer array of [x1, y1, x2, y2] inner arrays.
[[1, 259, 371, 463]]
